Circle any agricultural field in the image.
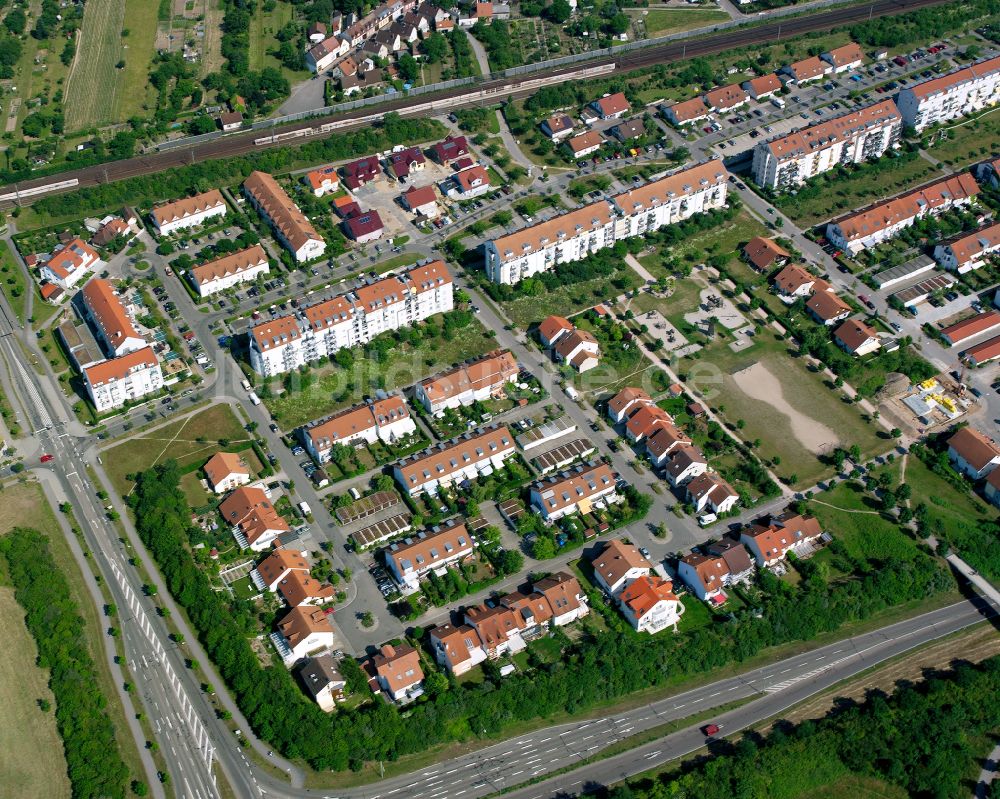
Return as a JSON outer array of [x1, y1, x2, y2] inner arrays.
[[64, 0, 127, 131], [0, 481, 144, 795], [637, 8, 730, 37], [103, 403, 250, 496]]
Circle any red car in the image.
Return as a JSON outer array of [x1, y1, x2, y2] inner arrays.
[[701, 723, 721, 737], [40, 454, 54, 463]]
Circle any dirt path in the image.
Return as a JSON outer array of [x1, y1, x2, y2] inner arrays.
[[731, 361, 839, 454]]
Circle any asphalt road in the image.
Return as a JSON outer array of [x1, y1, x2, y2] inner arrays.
[[0, 0, 951, 207]]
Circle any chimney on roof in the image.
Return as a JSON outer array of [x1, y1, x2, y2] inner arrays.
[[381, 644, 396, 658]]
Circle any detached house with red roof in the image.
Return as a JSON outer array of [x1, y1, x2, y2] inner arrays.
[[590, 538, 652, 596], [446, 164, 491, 199], [432, 134, 469, 164], [387, 146, 426, 180], [342, 209, 385, 244], [371, 644, 424, 702], [552, 327, 599, 373], [686, 472, 739, 515], [401, 184, 439, 218], [947, 426, 1000, 480], [618, 575, 683, 634], [305, 166, 340, 197], [275, 606, 335, 664], [591, 92, 630, 120], [41, 237, 100, 290], [805, 281, 852, 326], [834, 318, 881, 356], [743, 237, 791, 272], [343, 155, 381, 189], [678, 540, 755, 603], [203, 451, 252, 493]]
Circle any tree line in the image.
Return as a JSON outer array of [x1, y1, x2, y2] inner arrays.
[[130, 460, 953, 773], [27, 113, 443, 223], [0, 527, 130, 799], [603, 655, 1000, 799]]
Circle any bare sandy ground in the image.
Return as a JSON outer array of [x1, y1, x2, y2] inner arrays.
[[732, 361, 840, 453]]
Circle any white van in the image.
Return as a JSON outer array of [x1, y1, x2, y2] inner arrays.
[[248, 392, 261, 406], [241, 379, 252, 392], [298, 501, 312, 517], [698, 513, 718, 527], [771, 96, 786, 109]]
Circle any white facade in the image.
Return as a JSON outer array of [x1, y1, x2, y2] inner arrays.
[[151, 192, 227, 236], [392, 427, 516, 497], [191, 246, 270, 297], [302, 398, 416, 463], [752, 101, 901, 191], [896, 55, 1000, 132], [84, 348, 163, 413], [249, 262, 453, 376], [485, 160, 728, 285]]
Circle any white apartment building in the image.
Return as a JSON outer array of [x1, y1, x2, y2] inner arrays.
[[896, 55, 1000, 132], [611, 159, 729, 239], [150, 190, 227, 236], [826, 172, 980, 255], [301, 395, 415, 463], [485, 160, 729, 285], [752, 100, 902, 191], [306, 35, 349, 73], [41, 238, 100, 290], [933, 222, 1000, 273], [485, 200, 616, 286], [385, 519, 475, 592], [249, 261, 453, 376], [189, 245, 270, 297], [392, 425, 515, 496], [414, 350, 518, 414], [243, 171, 326, 263], [529, 461, 618, 522], [83, 346, 163, 413]]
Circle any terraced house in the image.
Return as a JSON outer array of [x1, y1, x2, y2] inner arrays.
[[249, 261, 453, 375], [826, 173, 979, 255], [392, 424, 515, 496], [485, 160, 729, 285], [300, 395, 415, 463], [752, 100, 902, 190]]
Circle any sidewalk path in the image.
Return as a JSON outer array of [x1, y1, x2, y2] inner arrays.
[[467, 31, 492, 76]]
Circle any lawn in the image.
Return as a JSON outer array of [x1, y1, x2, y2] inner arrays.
[[64, 0, 127, 131], [0, 242, 28, 324], [264, 320, 499, 428], [688, 334, 885, 488], [118, 0, 161, 121], [904, 456, 992, 528], [103, 403, 250, 496], [640, 8, 729, 35], [0, 481, 145, 796], [924, 106, 1000, 169], [643, 210, 769, 282], [808, 479, 922, 564], [0, 587, 70, 799], [776, 154, 942, 227], [500, 266, 642, 330]]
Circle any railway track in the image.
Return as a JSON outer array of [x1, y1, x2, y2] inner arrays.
[[0, 0, 949, 208]]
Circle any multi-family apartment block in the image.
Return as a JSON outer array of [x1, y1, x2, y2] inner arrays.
[[188, 245, 270, 297], [896, 55, 1000, 132], [529, 460, 619, 522], [83, 346, 163, 413], [392, 424, 515, 496], [752, 100, 901, 190], [243, 171, 326, 263], [385, 518, 475, 592], [485, 160, 729, 285], [933, 222, 1000, 273], [81, 278, 146, 357], [826, 172, 979, 255], [300, 395, 415, 463], [150, 190, 227, 236], [40, 237, 100, 290], [414, 350, 518, 415], [248, 261, 453, 376]]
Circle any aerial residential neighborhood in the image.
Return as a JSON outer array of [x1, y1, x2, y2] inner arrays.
[[1, 1, 1000, 799]]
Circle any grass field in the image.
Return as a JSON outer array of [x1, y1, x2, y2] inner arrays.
[[250, 0, 300, 81], [64, 0, 127, 131], [501, 266, 642, 330], [0, 481, 144, 795], [103, 403, 249, 496], [925, 106, 1000, 169], [264, 321, 498, 428], [639, 8, 729, 35], [201, 0, 226, 76], [118, 0, 161, 121], [0, 587, 70, 799], [777, 154, 942, 227], [689, 334, 884, 487]]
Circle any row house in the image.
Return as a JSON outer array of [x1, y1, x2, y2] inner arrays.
[[485, 160, 729, 285], [385, 519, 475, 592], [414, 350, 518, 414], [301, 395, 415, 463], [704, 83, 748, 111], [740, 511, 823, 568], [150, 189, 227, 236], [248, 261, 453, 376], [83, 346, 163, 414], [188, 244, 270, 298], [897, 55, 1000, 132], [41, 237, 100, 290], [678, 539, 755, 602], [243, 171, 326, 263], [256, 548, 334, 608], [306, 34, 350, 73], [933, 221, 1000, 273], [392, 425, 516, 496], [752, 100, 902, 191], [742, 73, 782, 101], [781, 55, 831, 85], [826, 172, 979, 255], [219, 485, 291, 551], [607, 386, 654, 424], [821, 43, 865, 74], [528, 460, 618, 522], [80, 278, 146, 357]]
